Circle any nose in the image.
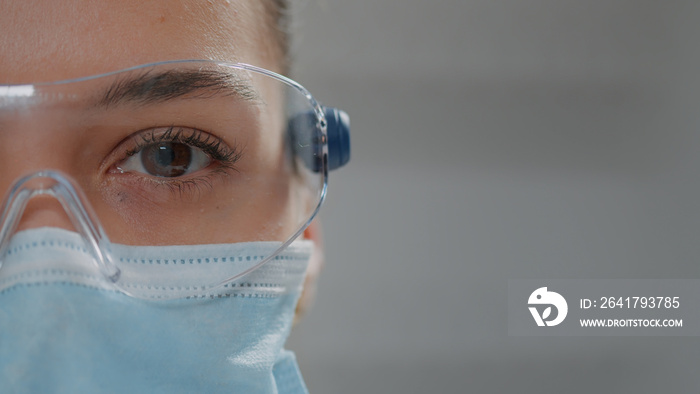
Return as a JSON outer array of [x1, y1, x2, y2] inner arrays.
[[0, 172, 80, 235], [16, 195, 75, 233], [0, 170, 120, 282]]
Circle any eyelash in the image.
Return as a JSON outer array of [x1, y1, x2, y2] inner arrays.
[[119, 126, 243, 196], [125, 126, 242, 166]]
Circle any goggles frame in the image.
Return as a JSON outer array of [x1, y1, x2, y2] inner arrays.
[[0, 60, 350, 299]]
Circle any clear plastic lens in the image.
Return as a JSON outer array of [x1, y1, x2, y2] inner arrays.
[[0, 61, 328, 299]]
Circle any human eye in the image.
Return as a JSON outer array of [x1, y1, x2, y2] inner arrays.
[[109, 126, 242, 190]]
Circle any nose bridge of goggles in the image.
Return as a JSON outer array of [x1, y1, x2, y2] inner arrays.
[[0, 170, 120, 283]]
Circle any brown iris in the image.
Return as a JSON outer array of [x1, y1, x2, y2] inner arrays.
[[141, 142, 192, 177]]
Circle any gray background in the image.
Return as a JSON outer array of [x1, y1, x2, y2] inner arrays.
[[285, 1, 700, 392]]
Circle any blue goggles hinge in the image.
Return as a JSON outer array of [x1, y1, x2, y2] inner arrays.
[[289, 107, 351, 173]]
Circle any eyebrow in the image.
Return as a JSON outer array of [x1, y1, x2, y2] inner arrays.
[[96, 69, 260, 108]]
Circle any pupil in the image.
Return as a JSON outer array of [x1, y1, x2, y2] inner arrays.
[[142, 142, 192, 177]]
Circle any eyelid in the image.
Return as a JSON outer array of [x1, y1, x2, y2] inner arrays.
[[127, 126, 239, 161], [108, 126, 243, 176]]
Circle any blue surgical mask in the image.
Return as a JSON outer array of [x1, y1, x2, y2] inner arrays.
[[0, 227, 311, 394]]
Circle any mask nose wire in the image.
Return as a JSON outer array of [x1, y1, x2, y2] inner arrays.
[[0, 170, 120, 283]]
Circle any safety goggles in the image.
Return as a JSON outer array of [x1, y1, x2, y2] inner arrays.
[[0, 60, 350, 299]]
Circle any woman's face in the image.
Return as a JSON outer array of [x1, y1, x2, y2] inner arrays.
[[0, 1, 312, 246]]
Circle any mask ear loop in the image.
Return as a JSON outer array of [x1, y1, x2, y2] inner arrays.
[[0, 170, 120, 282]]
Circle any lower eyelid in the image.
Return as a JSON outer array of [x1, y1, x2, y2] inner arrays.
[[105, 164, 238, 205]]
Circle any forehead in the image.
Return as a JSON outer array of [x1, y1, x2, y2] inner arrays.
[[0, 0, 274, 83]]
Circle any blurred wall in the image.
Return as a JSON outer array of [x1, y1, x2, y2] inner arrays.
[[286, 1, 700, 392]]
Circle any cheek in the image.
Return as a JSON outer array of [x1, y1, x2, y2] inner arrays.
[[94, 166, 299, 246]]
